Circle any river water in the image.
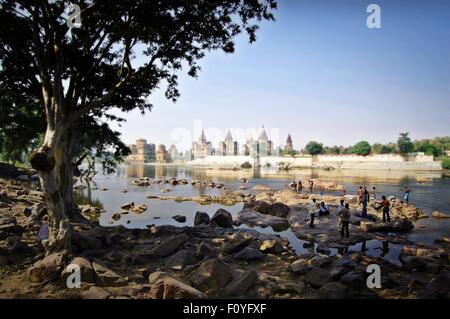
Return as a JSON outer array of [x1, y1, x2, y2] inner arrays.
[[76, 164, 450, 265]]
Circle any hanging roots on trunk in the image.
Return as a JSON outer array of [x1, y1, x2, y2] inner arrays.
[[29, 150, 56, 172]]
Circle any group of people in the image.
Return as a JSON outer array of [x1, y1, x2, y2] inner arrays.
[[306, 185, 413, 238], [290, 179, 314, 193]]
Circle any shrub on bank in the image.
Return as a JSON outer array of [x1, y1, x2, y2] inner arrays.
[[440, 157, 450, 170], [241, 161, 252, 169]]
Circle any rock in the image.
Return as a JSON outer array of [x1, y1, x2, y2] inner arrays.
[[305, 268, 332, 288], [308, 256, 332, 268], [252, 185, 272, 191], [16, 174, 30, 181], [112, 213, 121, 221], [259, 240, 284, 254], [234, 247, 264, 261], [194, 211, 210, 226], [22, 207, 32, 217], [211, 208, 233, 228], [196, 242, 217, 259], [274, 282, 305, 295], [237, 208, 289, 231], [432, 211, 450, 219], [92, 260, 127, 287], [121, 202, 134, 210], [271, 202, 290, 218], [225, 270, 258, 296], [401, 256, 430, 271], [151, 235, 186, 257], [318, 282, 349, 299], [149, 272, 206, 299], [26, 252, 65, 283], [329, 267, 352, 280], [61, 256, 95, 283], [172, 215, 186, 223], [0, 216, 16, 233], [81, 286, 111, 299], [165, 249, 195, 270], [131, 204, 147, 214], [222, 232, 253, 255], [290, 259, 310, 275], [189, 258, 231, 292], [340, 271, 365, 290], [244, 200, 272, 215], [360, 219, 414, 233], [316, 245, 331, 255]]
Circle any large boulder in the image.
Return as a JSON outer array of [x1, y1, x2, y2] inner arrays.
[[222, 232, 253, 255], [194, 211, 210, 226], [432, 211, 450, 219], [165, 249, 195, 270], [259, 239, 284, 254], [151, 235, 186, 257], [318, 282, 349, 299], [196, 242, 217, 259], [236, 208, 289, 232], [92, 259, 127, 287], [211, 209, 233, 228], [26, 252, 66, 283], [189, 258, 231, 292], [149, 272, 206, 299], [234, 247, 264, 261], [61, 256, 95, 283], [360, 219, 413, 233], [225, 270, 258, 296], [271, 202, 290, 218], [305, 268, 332, 288], [340, 271, 365, 290]]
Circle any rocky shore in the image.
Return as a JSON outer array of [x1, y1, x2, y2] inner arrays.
[[0, 175, 449, 299]]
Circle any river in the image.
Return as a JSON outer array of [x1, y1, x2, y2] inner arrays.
[[75, 164, 450, 265]]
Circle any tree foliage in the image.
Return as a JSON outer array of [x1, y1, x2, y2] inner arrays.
[[350, 141, 371, 156], [305, 141, 323, 155], [397, 132, 414, 156]]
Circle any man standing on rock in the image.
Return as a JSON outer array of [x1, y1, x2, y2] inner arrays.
[[361, 187, 370, 218], [297, 180, 303, 193], [308, 198, 318, 228], [339, 203, 351, 238], [381, 196, 391, 223]]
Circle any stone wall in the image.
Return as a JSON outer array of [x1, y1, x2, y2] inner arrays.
[[186, 154, 443, 171]]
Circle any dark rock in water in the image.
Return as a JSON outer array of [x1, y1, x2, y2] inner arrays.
[[340, 271, 365, 290], [222, 232, 253, 255], [151, 235, 186, 257], [189, 258, 231, 292], [236, 208, 289, 232], [211, 208, 233, 228], [305, 268, 332, 288], [194, 211, 210, 226], [196, 242, 217, 259], [225, 270, 258, 296], [172, 215, 187, 223], [316, 245, 331, 255], [401, 256, 431, 271], [271, 202, 290, 218], [165, 249, 195, 270], [234, 247, 264, 261], [360, 219, 414, 233], [419, 273, 450, 298]]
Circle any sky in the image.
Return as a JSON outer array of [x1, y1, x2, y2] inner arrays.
[[110, 0, 450, 152]]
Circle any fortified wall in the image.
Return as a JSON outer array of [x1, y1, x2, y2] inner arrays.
[[187, 153, 442, 171]]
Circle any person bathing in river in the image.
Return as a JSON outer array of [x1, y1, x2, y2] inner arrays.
[[339, 203, 351, 238], [361, 187, 369, 218], [403, 186, 412, 204], [380, 195, 391, 223], [308, 198, 318, 228], [319, 201, 330, 216]]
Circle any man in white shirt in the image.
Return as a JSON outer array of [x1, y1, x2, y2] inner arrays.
[[308, 198, 318, 228]]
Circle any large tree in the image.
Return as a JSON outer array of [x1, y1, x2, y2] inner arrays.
[[0, 0, 276, 253]]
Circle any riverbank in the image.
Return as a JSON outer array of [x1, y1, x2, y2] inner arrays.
[[1, 176, 449, 299]]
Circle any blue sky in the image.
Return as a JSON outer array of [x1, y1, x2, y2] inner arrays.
[[110, 0, 450, 152]]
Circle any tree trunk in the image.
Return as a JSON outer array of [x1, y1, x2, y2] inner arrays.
[[30, 128, 72, 254]]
